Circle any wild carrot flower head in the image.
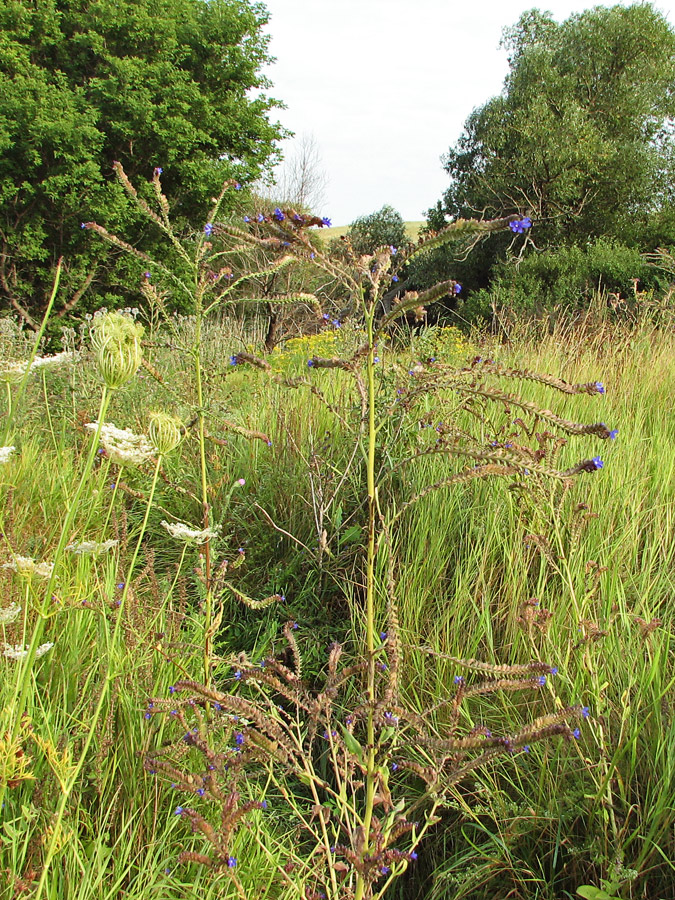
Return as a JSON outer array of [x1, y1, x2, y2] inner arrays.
[[3, 641, 54, 661], [3, 556, 54, 580], [30, 351, 78, 372], [161, 521, 220, 545], [148, 412, 183, 455], [66, 539, 118, 556], [0, 446, 16, 464], [0, 602, 21, 624], [90, 311, 144, 389], [0, 361, 28, 384], [85, 422, 153, 467]]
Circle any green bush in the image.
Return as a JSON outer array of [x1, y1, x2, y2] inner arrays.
[[461, 238, 667, 322]]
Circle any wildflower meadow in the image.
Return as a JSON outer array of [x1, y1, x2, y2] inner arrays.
[[0, 169, 673, 900]]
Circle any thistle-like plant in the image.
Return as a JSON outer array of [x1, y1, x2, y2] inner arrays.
[[140, 209, 617, 899]]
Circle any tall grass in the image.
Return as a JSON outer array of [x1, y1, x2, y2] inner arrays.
[[1, 218, 673, 899]]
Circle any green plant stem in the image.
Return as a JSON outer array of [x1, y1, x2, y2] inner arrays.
[[193, 310, 214, 689], [355, 306, 378, 900], [32, 452, 163, 900]]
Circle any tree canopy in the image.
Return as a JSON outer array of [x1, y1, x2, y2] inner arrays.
[[431, 3, 675, 248], [347, 204, 410, 256], [0, 0, 284, 322]]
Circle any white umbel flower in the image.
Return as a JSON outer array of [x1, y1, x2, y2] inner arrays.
[[0, 602, 21, 624], [0, 446, 16, 464], [85, 421, 153, 467], [161, 521, 219, 545], [30, 351, 78, 371], [0, 361, 28, 384], [3, 642, 54, 661], [3, 556, 54, 579], [66, 539, 118, 555]]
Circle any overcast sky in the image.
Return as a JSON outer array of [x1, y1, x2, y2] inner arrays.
[[260, 0, 675, 225]]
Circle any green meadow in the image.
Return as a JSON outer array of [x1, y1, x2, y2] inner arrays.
[[1, 289, 673, 900]]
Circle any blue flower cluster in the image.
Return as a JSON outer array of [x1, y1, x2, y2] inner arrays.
[[509, 217, 533, 234]]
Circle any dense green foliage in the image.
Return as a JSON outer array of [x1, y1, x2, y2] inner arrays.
[[0, 0, 283, 320], [436, 3, 675, 241], [422, 3, 675, 315], [461, 238, 666, 323], [346, 204, 410, 255]]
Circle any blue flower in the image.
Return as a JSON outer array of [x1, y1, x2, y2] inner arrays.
[[204, 223, 214, 235], [168, 685, 176, 694], [454, 675, 464, 685], [573, 728, 581, 739], [144, 271, 151, 280], [234, 182, 242, 190], [391, 762, 399, 772], [537, 675, 547, 686], [174, 806, 184, 815], [453, 283, 462, 294], [235, 732, 245, 746], [273, 208, 285, 222], [509, 217, 532, 234], [243, 216, 250, 223], [608, 429, 618, 440], [257, 213, 265, 223], [595, 382, 606, 394], [144, 712, 152, 720], [196, 788, 205, 796], [592, 456, 604, 469], [380, 631, 388, 640], [229, 355, 238, 366], [154, 167, 163, 176], [234, 670, 242, 680], [227, 857, 237, 868], [392, 275, 399, 282], [582, 706, 590, 718], [381, 866, 391, 876], [410, 851, 418, 860], [321, 217, 331, 226], [307, 359, 314, 367], [390, 246, 397, 255]]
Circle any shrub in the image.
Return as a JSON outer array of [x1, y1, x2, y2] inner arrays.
[[461, 238, 666, 323]]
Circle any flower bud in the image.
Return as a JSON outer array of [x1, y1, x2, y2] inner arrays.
[[148, 412, 183, 455], [91, 312, 144, 389]]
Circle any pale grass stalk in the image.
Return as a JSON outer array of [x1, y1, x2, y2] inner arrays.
[[32, 452, 164, 900], [0, 385, 111, 813]]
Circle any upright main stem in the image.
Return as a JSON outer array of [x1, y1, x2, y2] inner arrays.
[[193, 301, 213, 688], [355, 307, 378, 900]]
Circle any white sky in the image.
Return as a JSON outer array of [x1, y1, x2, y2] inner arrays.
[[260, 0, 675, 225]]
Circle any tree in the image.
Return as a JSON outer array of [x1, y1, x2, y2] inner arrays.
[[271, 133, 329, 213], [347, 204, 410, 256], [436, 4, 675, 248], [0, 0, 284, 323]]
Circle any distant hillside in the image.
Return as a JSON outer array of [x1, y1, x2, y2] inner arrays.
[[321, 221, 425, 243]]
